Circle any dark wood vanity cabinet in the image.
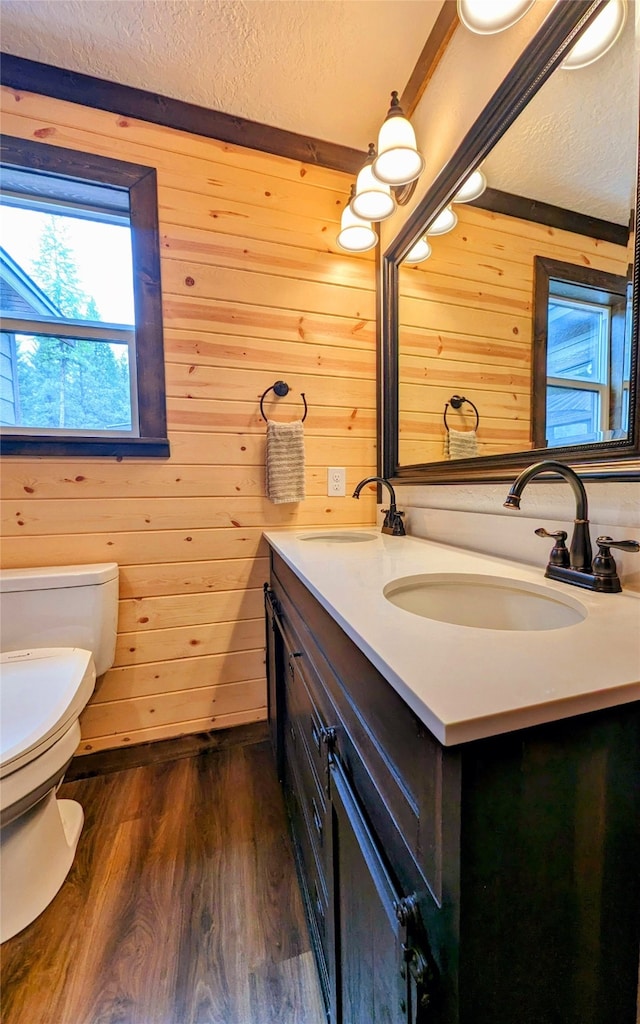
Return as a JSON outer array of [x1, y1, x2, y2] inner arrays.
[[265, 552, 640, 1024]]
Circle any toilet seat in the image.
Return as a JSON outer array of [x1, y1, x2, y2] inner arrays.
[[1, 648, 95, 778]]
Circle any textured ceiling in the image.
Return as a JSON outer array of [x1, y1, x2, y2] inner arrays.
[[0, 0, 445, 152], [483, 6, 638, 224], [0, 0, 636, 223]]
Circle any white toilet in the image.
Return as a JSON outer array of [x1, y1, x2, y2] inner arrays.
[[0, 562, 118, 943]]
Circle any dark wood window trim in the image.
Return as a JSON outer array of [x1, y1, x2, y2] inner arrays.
[[532, 256, 628, 448], [0, 135, 169, 458]]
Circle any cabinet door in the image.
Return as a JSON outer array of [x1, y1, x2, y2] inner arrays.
[[263, 583, 285, 779], [331, 758, 413, 1024]]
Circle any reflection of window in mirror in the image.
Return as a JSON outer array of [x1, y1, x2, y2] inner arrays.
[[532, 257, 628, 450]]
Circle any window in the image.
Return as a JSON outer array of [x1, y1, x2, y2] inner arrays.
[[532, 257, 629, 450], [0, 136, 169, 457]]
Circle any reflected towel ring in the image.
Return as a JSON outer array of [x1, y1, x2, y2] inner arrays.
[[260, 380, 308, 422], [443, 394, 479, 432]]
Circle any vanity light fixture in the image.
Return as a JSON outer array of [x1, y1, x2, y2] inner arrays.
[[452, 168, 488, 203], [351, 143, 396, 222], [337, 92, 425, 253], [457, 0, 535, 35], [337, 186, 378, 253], [426, 205, 458, 236], [404, 236, 432, 264], [372, 91, 425, 188], [561, 0, 626, 69]]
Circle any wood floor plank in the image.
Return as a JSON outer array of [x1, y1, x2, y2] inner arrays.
[[249, 951, 327, 1024], [0, 743, 323, 1024]]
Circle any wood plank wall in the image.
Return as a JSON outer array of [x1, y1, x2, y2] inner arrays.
[[398, 203, 628, 465], [0, 86, 377, 754]]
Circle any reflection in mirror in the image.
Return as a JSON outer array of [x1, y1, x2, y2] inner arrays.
[[392, 0, 638, 477], [532, 258, 629, 448]]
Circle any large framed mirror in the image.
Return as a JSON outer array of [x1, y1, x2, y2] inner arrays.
[[381, 0, 639, 483]]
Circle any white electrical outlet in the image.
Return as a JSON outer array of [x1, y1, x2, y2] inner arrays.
[[327, 467, 346, 497]]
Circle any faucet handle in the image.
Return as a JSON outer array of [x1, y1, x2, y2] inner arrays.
[[534, 527, 569, 567], [382, 507, 406, 536], [593, 536, 640, 581], [595, 536, 640, 554]]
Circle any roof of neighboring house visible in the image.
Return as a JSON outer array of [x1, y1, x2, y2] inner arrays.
[[0, 245, 62, 316]]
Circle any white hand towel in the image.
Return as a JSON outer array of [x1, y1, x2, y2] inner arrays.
[[444, 428, 479, 460], [266, 419, 306, 504]]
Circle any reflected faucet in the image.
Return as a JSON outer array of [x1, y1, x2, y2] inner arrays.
[[503, 460, 639, 592], [353, 476, 406, 536]]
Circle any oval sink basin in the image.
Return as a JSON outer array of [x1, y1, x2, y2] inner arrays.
[[383, 573, 587, 631], [300, 532, 377, 543]]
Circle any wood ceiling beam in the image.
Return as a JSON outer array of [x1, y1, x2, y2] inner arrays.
[[400, 0, 459, 118], [0, 53, 364, 175], [0, 6, 458, 177]]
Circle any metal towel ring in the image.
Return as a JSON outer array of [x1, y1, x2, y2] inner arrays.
[[443, 394, 479, 432], [260, 380, 308, 422]]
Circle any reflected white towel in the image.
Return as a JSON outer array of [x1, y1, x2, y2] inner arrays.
[[444, 428, 479, 460], [266, 419, 306, 503]]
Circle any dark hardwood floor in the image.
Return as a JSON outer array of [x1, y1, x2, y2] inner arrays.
[[1, 741, 325, 1024]]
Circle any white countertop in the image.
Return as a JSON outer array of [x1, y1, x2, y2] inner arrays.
[[264, 528, 640, 746]]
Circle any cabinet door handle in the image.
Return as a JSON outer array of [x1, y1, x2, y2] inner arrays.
[[310, 718, 322, 754], [288, 650, 302, 678], [320, 725, 337, 755], [311, 797, 323, 842], [263, 584, 282, 624], [313, 883, 325, 926]]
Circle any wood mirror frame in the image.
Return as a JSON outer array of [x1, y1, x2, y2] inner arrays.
[[380, 0, 640, 483]]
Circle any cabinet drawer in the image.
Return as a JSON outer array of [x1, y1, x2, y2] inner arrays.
[[284, 690, 331, 881], [285, 649, 331, 797], [273, 553, 447, 903], [284, 726, 331, 975]]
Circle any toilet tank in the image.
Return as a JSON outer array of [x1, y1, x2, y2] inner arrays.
[[0, 563, 119, 677]]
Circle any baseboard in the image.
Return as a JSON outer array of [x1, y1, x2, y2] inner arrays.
[[65, 721, 270, 781]]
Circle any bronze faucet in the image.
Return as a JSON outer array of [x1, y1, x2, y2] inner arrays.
[[352, 476, 406, 536], [504, 460, 638, 593]]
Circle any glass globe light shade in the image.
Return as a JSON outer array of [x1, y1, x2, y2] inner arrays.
[[336, 204, 378, 253], [453, 169, 487, 203], [351, 162, 396, 221], [457, 0, 535, 35], [426, 206, 458, 236], [372, 99, 425, 186], [404, 237, 432, 264], [561, 0, 626, 69]]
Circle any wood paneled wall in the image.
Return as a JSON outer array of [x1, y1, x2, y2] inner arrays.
[[0, 86, 377, 753], [398, 203, 628, 465]]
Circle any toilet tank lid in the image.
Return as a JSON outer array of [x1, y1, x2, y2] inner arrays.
[[0, 562, 118, 593]]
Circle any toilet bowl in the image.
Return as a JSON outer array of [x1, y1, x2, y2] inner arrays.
[[1, 649, 96, 942], [0, 564, 118, 943]]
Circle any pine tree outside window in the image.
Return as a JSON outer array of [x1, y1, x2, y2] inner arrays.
[[0, 137, 168, 457]]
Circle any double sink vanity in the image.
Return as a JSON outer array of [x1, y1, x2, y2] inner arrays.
[[263, 521, 640, 1023], [262, 4, 640, 1015]]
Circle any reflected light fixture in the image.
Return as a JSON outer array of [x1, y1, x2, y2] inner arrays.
[[337, 186, 378, 253], [457, 0, 535, 34], [562, 0, 627, 69], [404, 237, 432, 264], [351, 143, 396, 221], [372, 91, 425, 187], [426, 205, 458, 236], [453, 168, 487, 203]]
